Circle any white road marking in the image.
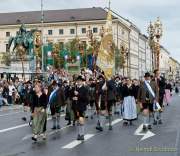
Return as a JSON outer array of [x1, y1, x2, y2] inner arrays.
[[0, 123, 29, 133], [62, 134, 95, 149], [0, 114, 65, 134], [134, 124, 155, 141], [62, 118, 123, 149], [22, 134, 32, 140], [48, 125, 72, 136], [0, 111, 23, 117], [105, 118, 123, 126]]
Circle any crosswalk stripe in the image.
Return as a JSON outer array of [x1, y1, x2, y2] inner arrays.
[[62, 118, 123, 149], [0, 114, 65, 134], [105, 118, 123, 126], [62, 134, 95, 149]]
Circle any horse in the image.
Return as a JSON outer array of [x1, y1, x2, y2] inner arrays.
[[8, 29, 36, 55]]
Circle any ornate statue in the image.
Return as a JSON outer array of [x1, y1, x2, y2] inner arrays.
[[8, 24, 37, 80], [8, 25, 36, 55]]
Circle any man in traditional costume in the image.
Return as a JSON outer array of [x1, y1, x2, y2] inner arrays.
[[49, 80, 65, 130], [72, 76, 88, 141], [138, 72, 159, 131]]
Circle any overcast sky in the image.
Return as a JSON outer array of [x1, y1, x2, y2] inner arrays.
[[0, 0, 179, 61]]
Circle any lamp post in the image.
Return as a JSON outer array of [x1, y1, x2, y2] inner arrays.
[[87, 26, 95, 69], [147, 21, 155, 71], [154, 17, 163, 70], [147, 17, 163, 71], [41, 0, 45, 73]]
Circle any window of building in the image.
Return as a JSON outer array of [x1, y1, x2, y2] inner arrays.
[[6, 32, 10, 37], [93, 27, 98, 33], [48, 30, 53, 35], [6, 44, 9, 52], [70, 29, 75, 34], [82, 28, 86, 34], [59, 29, 64, 35]]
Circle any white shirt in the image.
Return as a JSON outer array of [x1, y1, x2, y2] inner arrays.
[[9, 85, 15, 96]]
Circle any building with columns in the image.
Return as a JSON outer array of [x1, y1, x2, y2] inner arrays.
[[0, 7, 131, 76], [0, 7, 177, 79], [159, 45, 170, 78], [169, 57, 177, 80], [145, 37, 152, 73], [139, 34, 147, 79]]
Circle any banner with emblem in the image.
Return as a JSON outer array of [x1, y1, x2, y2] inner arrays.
[[96, 8, 115, 79]]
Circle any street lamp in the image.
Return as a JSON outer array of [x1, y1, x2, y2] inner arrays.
[[64, 55, 68, 60], [41, 0, 45, 73], [64, 55, 68, 70], [87, 26, 95, 69], [76, 55, 80, 61], [147, 17, 163, 71], [147, 21, 155, 71], [154, 17, 163, 70]]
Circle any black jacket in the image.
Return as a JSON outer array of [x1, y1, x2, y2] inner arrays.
[[32, 93, 48, 113], [72, 85, 88, 112]]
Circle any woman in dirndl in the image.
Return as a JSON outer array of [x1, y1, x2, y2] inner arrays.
[[121, 78, 137, 126], [31, 81, 48, 141], [164, 81, 172, 106]]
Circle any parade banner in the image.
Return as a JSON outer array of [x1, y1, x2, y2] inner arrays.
[[96, 34, 114, 79], [96, 8, 115, 79]]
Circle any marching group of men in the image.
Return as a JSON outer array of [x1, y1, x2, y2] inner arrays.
[[0, 68, 173, 142], [24, 68, 174, 142]]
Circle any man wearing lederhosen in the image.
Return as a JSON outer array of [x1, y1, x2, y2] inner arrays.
[[88, 78, 96, 119], [138, 72, 159, 131], [49, 80, 65, 130], [95, 75, 116, 131], [72, 76, 89, 141]]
